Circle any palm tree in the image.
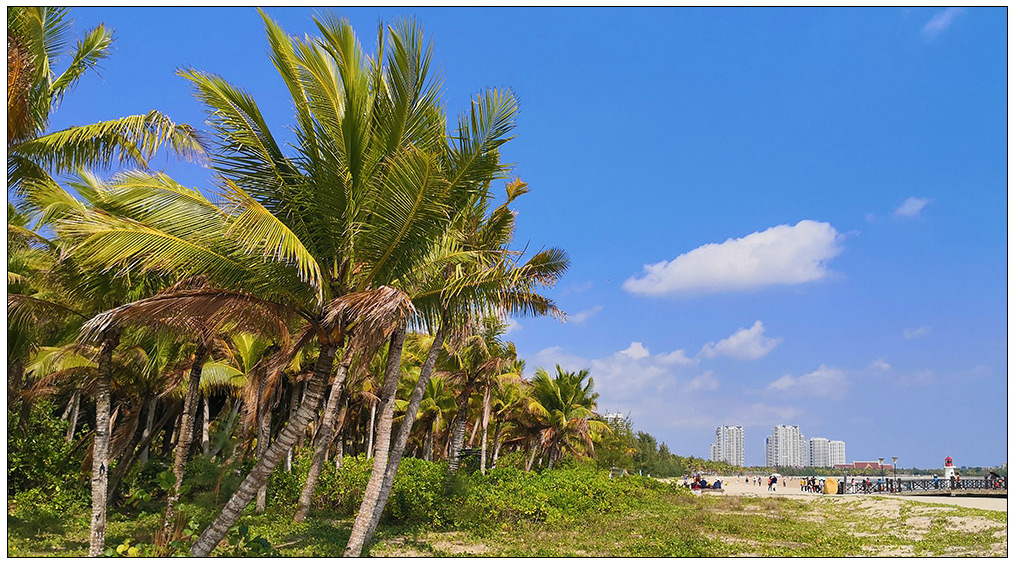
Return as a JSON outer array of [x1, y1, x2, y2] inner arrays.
[[7, 7, 204, 196], [526, 365, 605, 469], [401, 374, 456, 461], [484, 359, 525, 470], [51, 10, 522, 555], [440, 317, 514, 482], [344, 178, 569, 556]]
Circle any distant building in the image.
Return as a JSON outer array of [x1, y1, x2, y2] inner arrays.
[[829, 440, 846, 467], [809, 437, 831, 468], [710, 425, 745, 467], [765, 425, 805, 467]]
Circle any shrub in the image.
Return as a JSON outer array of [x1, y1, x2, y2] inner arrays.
[[451, 460, 688, 531], [385, 457, 448, 527], [313, 454, 372, 515], [7, 403, 85, 499]]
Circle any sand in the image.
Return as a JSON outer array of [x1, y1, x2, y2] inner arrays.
[[703, 476, 1007, 512]]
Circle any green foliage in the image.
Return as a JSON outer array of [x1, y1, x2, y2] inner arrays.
[[451, 461, 684, 531], [266, 460, 302, 508], [7, 403, 85, 499], [302, 454, 449, 527], [311, 455, 373, 515], [386, 457, 448, 526], [214, 524, 279, 557]]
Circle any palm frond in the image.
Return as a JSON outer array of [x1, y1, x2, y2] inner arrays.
[[81, 287, 295, 343], [222, 179, 324, 301], [48, 23, 113, 106], [325, 285, 415, 352], [358, 146, 450, 287], [11, 110, 207, 174], [443, 88, 518, 196]]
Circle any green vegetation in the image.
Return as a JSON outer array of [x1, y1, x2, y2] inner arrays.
[[9, 453, 1006, 557], [593, 413, 740, 477], [5, 6, 1001, 559]]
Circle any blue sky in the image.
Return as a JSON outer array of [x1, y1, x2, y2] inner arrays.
[[46, 7, 1006, 469]]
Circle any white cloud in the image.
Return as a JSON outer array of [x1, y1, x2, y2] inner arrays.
[[567, 305, 603, 324], [894, 197, 931, 218], [504, 317, 522, 335], [700, 321, 782, 360], [865, 212, 877, 223], [657, 349, 697, 366], [923, 7, 964, 40], [623, 220, 844, 297], [869, 359, 891, 371], [684, 370, 719, 392], [619, 342, 650, 360], [766, 365, 846, 398], [534, 341, 700, 406], [903, 325, 930, 339]]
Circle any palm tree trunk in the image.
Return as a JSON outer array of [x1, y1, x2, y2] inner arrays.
[[284, 380, 301, 472], [344, 327, 406, 557], [9, 357, 24, 410], [210, 399, 241, 459], [162, 343, 208, 538], [88, 327, 120, 557], [190, 342, 338, 557], [446, 380, 476, 484], [333, 400, 348, 469], [491, 417, 503, 466], [139, 397, 157, 464], [468, 414, 480, 446], [355, 322, 446, 552], [65, 389, 81, 443], [201, 394, 211, 455], [255, 367, 271, 513], [423, 421, 434, 462], [293, 347, 353, 523], [479, 386, 491, 474], [525, 439, 538, 472], [366, 401, 376, 458], [60, 388, 75, 419]]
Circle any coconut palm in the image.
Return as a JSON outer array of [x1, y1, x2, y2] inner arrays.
[[488, 374, 528, 466], [526, 365, 606, 469], [481, 359, 525, 471], [344, 179, 569, 556], [7, 187, 173, 557], [49, 10, 526, 555], [7, 7, 204, 195], [438, 316, 513, 482]]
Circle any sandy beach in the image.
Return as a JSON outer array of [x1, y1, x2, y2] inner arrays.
[[704, 476, 1007, 512]]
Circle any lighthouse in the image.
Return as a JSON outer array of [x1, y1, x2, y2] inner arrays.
[[943, 456, 957, 480]]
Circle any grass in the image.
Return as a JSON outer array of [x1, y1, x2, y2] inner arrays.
[[8, 490, 1007, 557]]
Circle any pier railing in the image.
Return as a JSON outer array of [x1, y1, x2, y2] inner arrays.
[[837, 477, 1006, 495]]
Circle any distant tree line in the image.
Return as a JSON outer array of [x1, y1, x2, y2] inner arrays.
[[592, 414, 740, 478]]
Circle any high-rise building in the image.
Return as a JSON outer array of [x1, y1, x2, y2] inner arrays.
[[765, 425, 806, 467], [829, 440, 846, 467], [809, 437, 831, 467], [710, 425, 745, 467]]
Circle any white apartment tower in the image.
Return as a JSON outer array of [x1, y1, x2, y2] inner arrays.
[[829, 440, 846, 467], [808, 437, 831, 468], [765, 425, 806, 467], [710, 425, 745, 467]]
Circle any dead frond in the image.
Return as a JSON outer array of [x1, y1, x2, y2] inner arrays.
[[81, 287, 294, 344]]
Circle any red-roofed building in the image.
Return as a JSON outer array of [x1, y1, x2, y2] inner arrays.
[[833, 461, 894, 470]]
